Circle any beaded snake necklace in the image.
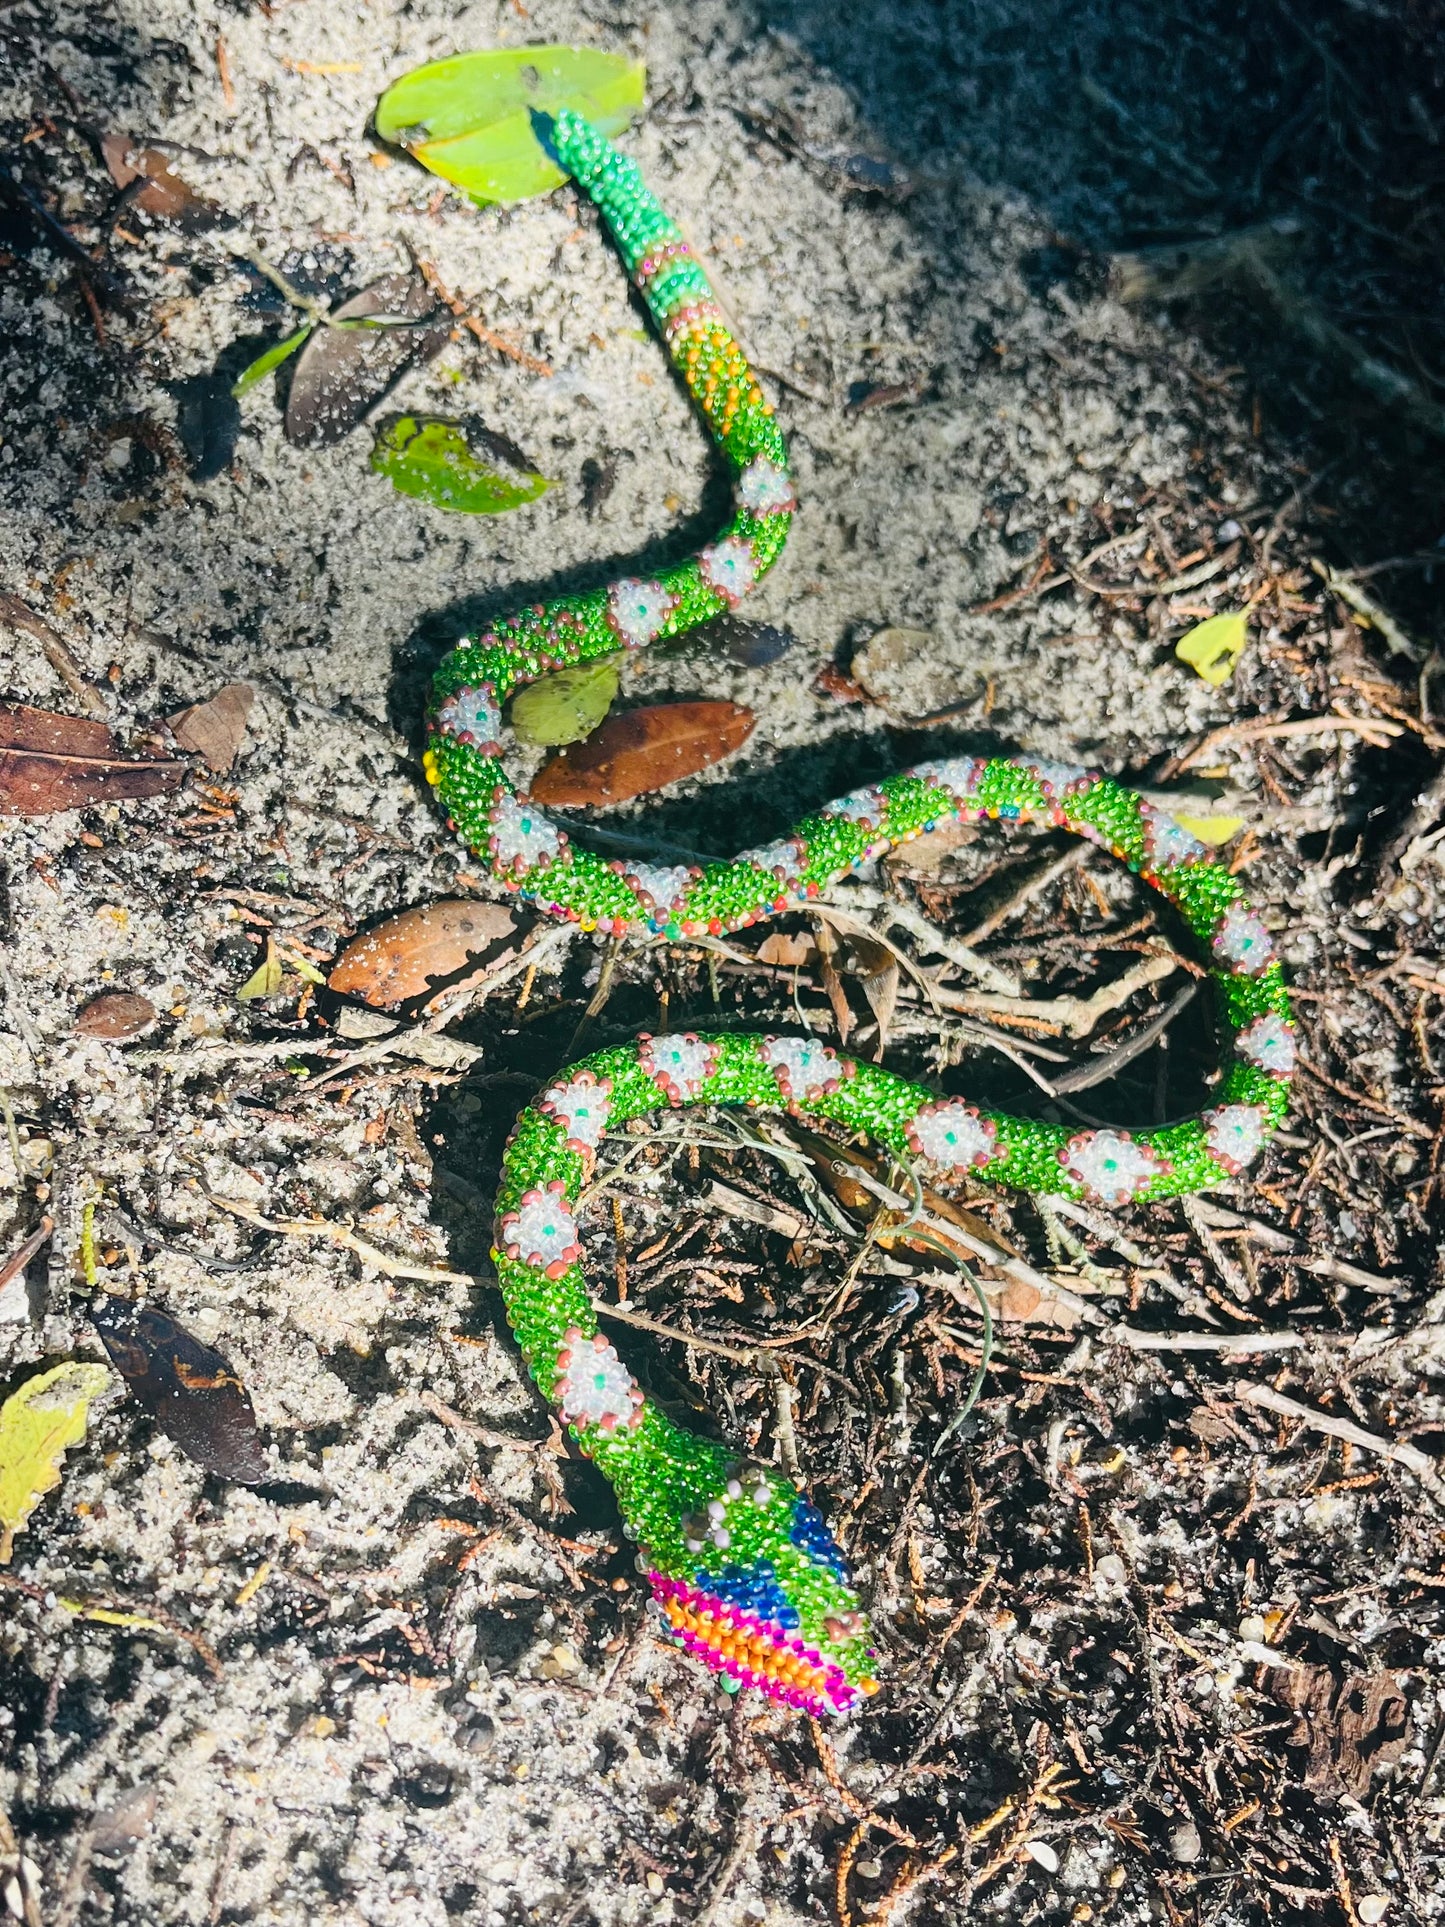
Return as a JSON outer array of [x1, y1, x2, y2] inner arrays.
[[422, 112, 1297, 1715]]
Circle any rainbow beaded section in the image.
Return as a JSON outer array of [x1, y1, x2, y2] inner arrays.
[[423, 116, 1301, 1715], [651, 1574, 865, 1714]]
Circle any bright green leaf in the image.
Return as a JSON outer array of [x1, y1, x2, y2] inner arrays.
[[511, 654, 622, 747], [231, 325, 313, 398], [371, 416, 550, 514], [0, 1361, 110, 1563], [237, 936, 284, 1001], [1175, 610, 1249, 686], [376, 46, 646, 206]]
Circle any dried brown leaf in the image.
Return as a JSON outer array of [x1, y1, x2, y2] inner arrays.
[[1277, 1667, 1411, 1797], [329, 899, 525, 1009], [100, 132, 224, 232], [74, 992, 158, 1040], [90, 1297, 268, 1484], [755, 931, 817, 968], [811, 918, 854, 1044], [529, 701, 754, 807], [167, 682, 255, 773], [284, 274, 449, 447], [0, 704, 184, 815]]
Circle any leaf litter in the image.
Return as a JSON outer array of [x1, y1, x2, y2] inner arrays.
[[0, 704, 184, 814], [0, 1362, 110, 1562], [529, 699, 755, 805], [283, 274, 451, 447], [370, 414, 550, 512], [89, 1297, 268, 1486]]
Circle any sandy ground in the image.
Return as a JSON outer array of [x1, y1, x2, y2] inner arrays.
[[3, 3, 1444, 1925]]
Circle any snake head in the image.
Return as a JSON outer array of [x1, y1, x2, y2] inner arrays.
[[646, 1460, 878, 1714]]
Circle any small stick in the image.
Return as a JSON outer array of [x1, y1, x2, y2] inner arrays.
[[839, 1162, 1099, 1325], [1170, 712, 1402, 774], [1183, 1195, 1254, 1303], [418, 1389, 557, 1454], [957, 843, 1086, 949], [0, 1216, 52, 1294], [414, 258, 554, 376], [215, 35, 236, 112], [1314, 560, 1425, 663], [1114, 1328, 1305, 1354], [1050, 979, 1198, 1093], [0, 596, 108, 718], [203, 1192, 473, 1283], [873, 894, 1020, 996], [948, 948, 1182, 1040], [1232, 1378, 1445, 1496]]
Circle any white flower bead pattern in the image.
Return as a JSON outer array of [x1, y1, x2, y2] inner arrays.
[[699, 536, 758, 606], [624, 864, 694, 918], [1060, 1129, 1165, 1204], [823, 786, 886, 833], [435, 684, 501, 753], [1141, 802, 1207, 871], [538, 1073, 612, 1158], [761, 1035, 850, 1103], [607, 578, 676, 648], [1020, 758, 1091, 801], [1236, 1013, 1297, 1076], [555, 1328, 644, 1433], [489, 791, 566, 877], [498, 1182, 581, 1280], [1213, 903, 1275, 975], [911, 757, 983, 808], [737, 456, 797, 516], [639, 1032, 718, 1104], [1205, 1105, 1270, 1175], [907, 1099, 997, 1172], [744, 837, 805, 893]]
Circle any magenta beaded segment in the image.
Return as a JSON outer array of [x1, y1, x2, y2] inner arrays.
[[424, 118, 1298, 1713]]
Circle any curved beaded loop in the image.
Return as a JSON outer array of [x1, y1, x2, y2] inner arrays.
[[420, 115, 1297, 1713]]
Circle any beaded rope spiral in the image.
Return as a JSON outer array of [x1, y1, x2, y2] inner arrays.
[[425, 113, 1297, 1715]]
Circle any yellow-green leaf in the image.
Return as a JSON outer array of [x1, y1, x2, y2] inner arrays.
[[376, 46, 646, 206], [231, 325, 313, 398], [237, 936, 284, 1001], [0, 1361, 110, 1562], [371, 416, 550, 514], [57, 1598, 168, 1633], [511, 654, 622, 747], [1176, 611, 1249, 686], [1174, 812, 1246, 847], [276, 948, 327, 986]]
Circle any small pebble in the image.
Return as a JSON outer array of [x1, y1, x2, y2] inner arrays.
[[645, 1872, 665, 1897], [1023, 1840, 1059, 1874], [1357, 1898, 1389, 1925], [1216, 519, 1243, 542], [1170, 1823, 1202, 1865]]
